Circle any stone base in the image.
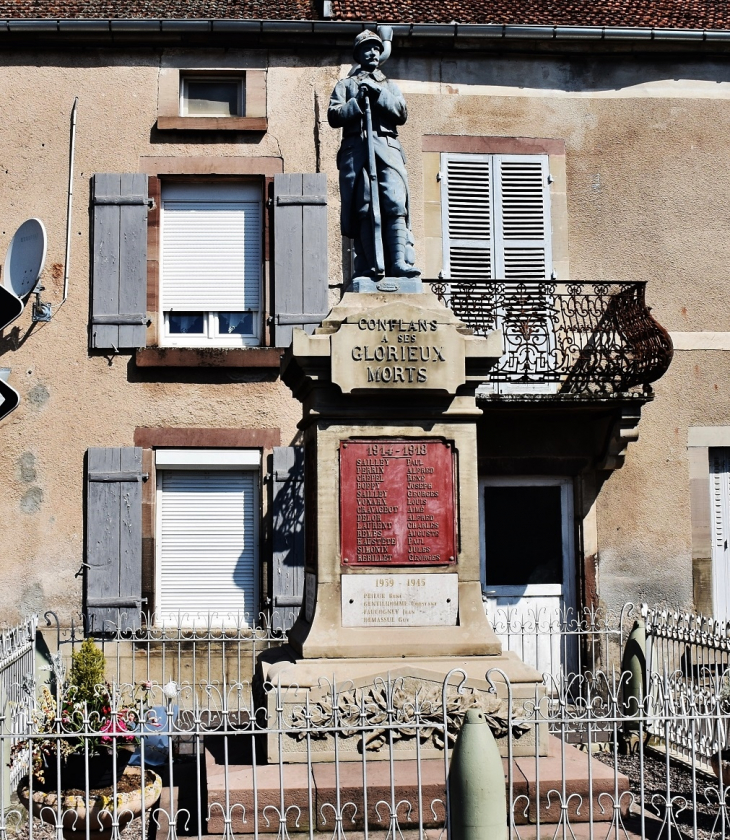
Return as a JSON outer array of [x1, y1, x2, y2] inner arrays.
[[348, 276, 423, 294], [204, 735, 629, 834], [256, 647, 546, 762]]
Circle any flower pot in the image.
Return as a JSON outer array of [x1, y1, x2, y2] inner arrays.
[[41, 747, 133, 791], [18, 767, 162, 840]]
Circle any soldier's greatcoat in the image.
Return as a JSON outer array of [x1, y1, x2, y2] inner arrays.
[[327, 68, 411, 239]]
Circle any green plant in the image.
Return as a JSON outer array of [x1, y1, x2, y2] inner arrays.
[[10, 640, 139, 784], [68, 638, 106, 706]]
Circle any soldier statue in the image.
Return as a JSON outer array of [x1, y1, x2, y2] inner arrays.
[[328, 28, 421, 291]]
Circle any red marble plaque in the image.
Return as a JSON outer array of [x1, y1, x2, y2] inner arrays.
[[340, 439, 457, 566]]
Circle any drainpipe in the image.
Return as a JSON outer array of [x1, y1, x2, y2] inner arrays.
[[62, 96, 78, 304]]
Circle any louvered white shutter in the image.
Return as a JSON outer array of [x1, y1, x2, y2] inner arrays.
[[158, 470, 257, 625], [161, 182, 261, 312], [493, 155, 552, 280], [440, 153, 552, 281], [440, 153, 493, 280], [710, 449, 730, 622]]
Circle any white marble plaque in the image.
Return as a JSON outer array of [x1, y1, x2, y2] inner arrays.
[[341, 573, 458, 627]]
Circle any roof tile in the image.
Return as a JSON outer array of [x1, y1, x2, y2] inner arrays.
[[0, 0, 728, 29]]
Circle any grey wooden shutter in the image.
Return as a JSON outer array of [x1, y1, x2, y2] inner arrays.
[[271, 446, 305, 632], [273, 174, 328, 347], [91, 173, 148, 350], [86, 447, 143, 633]]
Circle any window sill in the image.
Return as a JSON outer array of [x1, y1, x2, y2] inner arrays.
[[156, 116, 268, 132], [136, 347, 283, 368]]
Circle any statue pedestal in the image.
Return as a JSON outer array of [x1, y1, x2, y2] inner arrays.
[[260, 290, 546, 761], [349, 275, 424, 294]]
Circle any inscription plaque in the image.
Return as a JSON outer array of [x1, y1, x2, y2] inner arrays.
[[331, 312, 467, 394], [340, 439, 457, 567], [342, 573, 458, 627]]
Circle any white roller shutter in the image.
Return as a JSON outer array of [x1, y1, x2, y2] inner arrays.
[[157, 470, 257, 625], [161, 182, 261, 312]]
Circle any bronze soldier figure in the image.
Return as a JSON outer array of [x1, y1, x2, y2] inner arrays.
[[328, 30, 421, 291]]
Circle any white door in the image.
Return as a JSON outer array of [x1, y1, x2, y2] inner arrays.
[[480, 477, 576, 680], [710, 449, 730, 622]]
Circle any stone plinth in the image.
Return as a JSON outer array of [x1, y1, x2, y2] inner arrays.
[[204, 735, 628, 834], [258, 651, 548, 761], [265, 290, 544, 763], [280, 292, 505, 661]]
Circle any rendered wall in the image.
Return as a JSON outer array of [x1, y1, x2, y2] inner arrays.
[[2, 47, 729, 621]]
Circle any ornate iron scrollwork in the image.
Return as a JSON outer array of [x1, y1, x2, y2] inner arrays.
[[430, 280, 673, 398]]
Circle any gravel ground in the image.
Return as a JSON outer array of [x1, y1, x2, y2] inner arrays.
[[7, 810, 149, 840], [595, 745, 728, 840], [7, 748, 728, 840]]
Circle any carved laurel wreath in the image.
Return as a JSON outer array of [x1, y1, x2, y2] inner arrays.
[[289, 683, 529, 752]]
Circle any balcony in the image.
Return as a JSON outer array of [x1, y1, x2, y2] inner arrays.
[[429, 280, 673, 401]]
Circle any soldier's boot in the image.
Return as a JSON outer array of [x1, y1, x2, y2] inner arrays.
[[384, 217, 420, 278]]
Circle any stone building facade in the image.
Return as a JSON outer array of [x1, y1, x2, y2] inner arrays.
[[0, 1, 728, 640]]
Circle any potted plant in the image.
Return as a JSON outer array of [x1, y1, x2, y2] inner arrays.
[[12, 638, 139, 790]]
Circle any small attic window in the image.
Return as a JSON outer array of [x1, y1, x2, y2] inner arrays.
[[180, 75, 245, 117]]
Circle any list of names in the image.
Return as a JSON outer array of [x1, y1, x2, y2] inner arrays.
[[340, 439, 456, 567]]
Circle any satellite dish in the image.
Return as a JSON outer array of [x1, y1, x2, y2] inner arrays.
[[4, 218, 47, 300]]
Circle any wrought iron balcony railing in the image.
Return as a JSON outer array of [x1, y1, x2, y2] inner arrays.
[[429, 280, 673, 399]]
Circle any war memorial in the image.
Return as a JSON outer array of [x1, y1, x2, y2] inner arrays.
[[255, 27, 546, 765]]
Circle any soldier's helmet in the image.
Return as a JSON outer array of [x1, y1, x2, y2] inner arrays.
[[353, 29, 384, 54]]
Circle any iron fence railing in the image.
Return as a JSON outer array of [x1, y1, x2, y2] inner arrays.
[[40, 610, 285, 710], [2, 607, 730, 840], [0, 616, 36, 791], [645, 604, 730, 770], [429, 280, 673, 398]]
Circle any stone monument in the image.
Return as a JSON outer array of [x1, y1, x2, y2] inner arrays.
[[327, 27, 421, 292], [257, 29, 544, 763]]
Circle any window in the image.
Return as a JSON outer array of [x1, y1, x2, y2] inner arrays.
[[439, 152, 556, 394], [157, 62, 267, 131], [160, 181, 262, 347], [440, 153, 553, 281], [155, 449, 260, 626], [710, 448, 730, 622], [180, 75, 245, 117]]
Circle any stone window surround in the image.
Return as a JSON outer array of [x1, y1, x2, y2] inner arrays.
[[137, 155, 284, 368], [135, 426, 282, 618], [687, 426, 730, 616], [157, 51, 267, 132], [421, 135, 569, 282]]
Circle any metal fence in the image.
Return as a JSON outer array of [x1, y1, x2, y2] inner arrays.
[[2, 607, 730, 840], [0, 616, 37, 790], [644, 604, 730, 771]]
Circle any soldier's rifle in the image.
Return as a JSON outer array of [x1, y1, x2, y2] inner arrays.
[[361, 86, 385, 277]]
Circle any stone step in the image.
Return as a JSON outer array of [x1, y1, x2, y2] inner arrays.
[[205, 735, 630, 835]]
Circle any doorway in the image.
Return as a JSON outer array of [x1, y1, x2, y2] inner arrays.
[[480, 477, 576, 679]]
